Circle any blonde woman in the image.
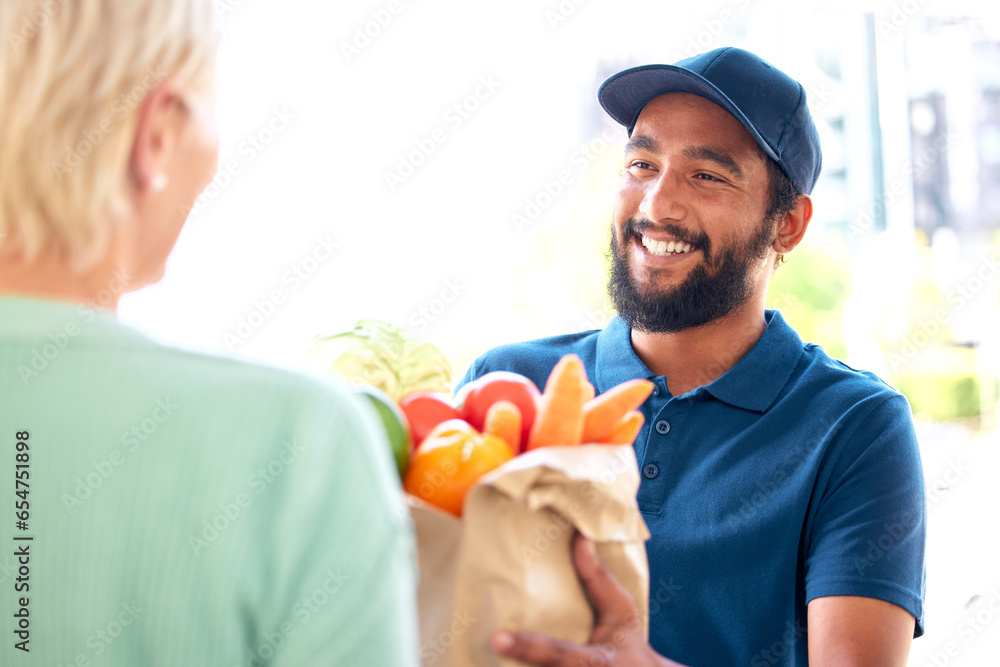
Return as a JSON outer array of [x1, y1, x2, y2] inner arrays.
[[0, 1, 418, 664]]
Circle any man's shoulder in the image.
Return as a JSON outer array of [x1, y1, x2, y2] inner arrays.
[[461, 329, 602, 389], [794, 341, 909, 417]]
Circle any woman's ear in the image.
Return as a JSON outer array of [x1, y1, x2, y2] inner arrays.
[[773, 194, 813, 255], [129, 80, 185, 194]]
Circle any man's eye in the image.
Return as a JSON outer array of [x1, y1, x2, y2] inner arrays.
[[695, 173, 725, 183], [628, 161, 654, 171]]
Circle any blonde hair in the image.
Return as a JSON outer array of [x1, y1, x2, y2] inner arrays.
[[0, 0, 221, 272]]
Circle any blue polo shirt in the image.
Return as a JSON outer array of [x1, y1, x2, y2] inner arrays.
[[458, 310, 925, 666]]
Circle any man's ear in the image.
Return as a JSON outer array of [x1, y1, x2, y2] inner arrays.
[[129, 80, 184, 193], [773, 194, 813, 255]]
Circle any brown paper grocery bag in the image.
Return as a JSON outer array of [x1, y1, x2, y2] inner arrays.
[[409, 444, 651, 667]]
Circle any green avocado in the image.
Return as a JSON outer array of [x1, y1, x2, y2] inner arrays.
[[356, 385, 412, 480]]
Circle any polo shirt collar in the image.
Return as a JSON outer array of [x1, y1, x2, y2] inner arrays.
[[702, 309, 803, 412], [594, 310, 803, 413], [594, 316, 656, 393]]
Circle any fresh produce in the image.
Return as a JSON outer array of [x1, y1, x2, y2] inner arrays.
[[527, 355, 590, 450], [458, 371, 540, 452], [318, 336, 653, 515], [601, 411, 646, 445], [399, 392, 462, 448], [483, 401, 522, 454], [581, 379, 655, 443], [304, 319, 452, 402], [355, 385, 412, 480], [403, 419, 514, 517]]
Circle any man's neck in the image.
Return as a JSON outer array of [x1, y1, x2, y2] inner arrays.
[[629, 299, 768, 396]]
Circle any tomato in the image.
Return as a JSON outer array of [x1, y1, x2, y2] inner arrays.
[[403, 419, 513, 517], [459, 372, 540, 453], [399, 392, 462, 448], [355, 386, 411, 480]]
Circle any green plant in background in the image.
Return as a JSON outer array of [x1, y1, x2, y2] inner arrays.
[[853, 232, 987, 424], [304, 319, 453, 402], [891, 361, 981, 423], [767, 231, 851, 360]]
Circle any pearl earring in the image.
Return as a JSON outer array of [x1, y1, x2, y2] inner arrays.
[[150, 173, 169, 192]]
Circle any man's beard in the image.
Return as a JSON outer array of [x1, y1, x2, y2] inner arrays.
[[607, 215, 775, 334]]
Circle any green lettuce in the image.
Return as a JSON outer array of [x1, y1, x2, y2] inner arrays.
[[305, 319, 452, 402]]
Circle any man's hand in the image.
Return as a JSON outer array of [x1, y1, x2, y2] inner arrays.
[[489, 534, 686, 667]]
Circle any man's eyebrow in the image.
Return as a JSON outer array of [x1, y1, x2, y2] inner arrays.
[[624, 135, 660, 155], [682, 146, 746, 180]]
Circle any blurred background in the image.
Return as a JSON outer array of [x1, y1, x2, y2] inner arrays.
[[119, 0, 999, 663]]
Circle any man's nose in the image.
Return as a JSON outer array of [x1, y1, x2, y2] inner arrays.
[[638, 169, 687, 223]]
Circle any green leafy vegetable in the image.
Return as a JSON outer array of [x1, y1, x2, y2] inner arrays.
[[305, 319, 452, 402]]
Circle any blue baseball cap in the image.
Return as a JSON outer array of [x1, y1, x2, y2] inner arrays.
[[598, 47, 823, 194]]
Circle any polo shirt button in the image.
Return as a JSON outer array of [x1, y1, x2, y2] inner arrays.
[[643, 463, 659, 479], [651, 386, 659, 396], [655, 420, 670, 435]]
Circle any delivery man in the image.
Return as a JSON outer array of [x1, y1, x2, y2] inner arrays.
[[461, 47, 926, 666]]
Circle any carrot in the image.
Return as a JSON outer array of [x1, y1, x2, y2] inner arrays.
[[581, 379, 654, 443], [599, 411, 645, 445], [527, 354, 589, 449], [484, 400, 522, 454]]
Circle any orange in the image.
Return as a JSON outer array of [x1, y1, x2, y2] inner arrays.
[[403, 419, 513, 517]]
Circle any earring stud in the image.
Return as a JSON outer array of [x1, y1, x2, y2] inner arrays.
[[150, 173, 169, 192]]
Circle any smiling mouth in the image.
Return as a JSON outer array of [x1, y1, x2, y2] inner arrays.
[[639, 235, 696, 257]]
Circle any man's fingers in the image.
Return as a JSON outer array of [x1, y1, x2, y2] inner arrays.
[[573, 534, 637, 627], [491, 629, 611, 667]]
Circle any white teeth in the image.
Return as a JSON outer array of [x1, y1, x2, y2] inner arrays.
[[641, 235, 695, 256]]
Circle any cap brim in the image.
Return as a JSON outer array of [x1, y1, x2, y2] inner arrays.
[[598, 64, 780, 164]]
